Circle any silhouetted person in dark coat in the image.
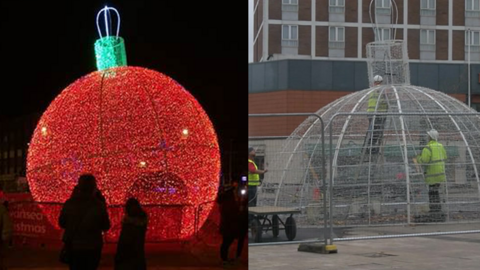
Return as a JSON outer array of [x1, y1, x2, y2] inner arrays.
[[59, 174, 111, 270], [217, 186, 240, 266], [114, 198, 148, 270], [235, 185, 248, 262]]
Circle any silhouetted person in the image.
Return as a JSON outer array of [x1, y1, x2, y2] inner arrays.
[[217, 186, 240, 267], [59, 174, 111, 270], [0, 200, 12, 270], [235, 185, 248, 263], [115, 198, 148, 270], [0, 187, 8, 209]]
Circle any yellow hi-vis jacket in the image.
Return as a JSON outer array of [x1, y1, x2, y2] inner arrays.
[[417, 140, 447, 185], [367, 90, 388, 112], [248, 159, 260, 186]]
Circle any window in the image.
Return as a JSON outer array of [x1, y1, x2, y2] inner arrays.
[[465, 31, 480, 45], [376, 0, 391, 15], [329, 0, 344, 5], [466, 0, 480, 17], [466, 0, 480, 10], [421, 0, 436, 16], [375, 28, 391, 41], [466, 30, 480, 52], [329, 27, 344, 41], [376, 0, 391, 8], [329, 27, 345, 48], [282, 0, 298, 12], [421, 0, 436, 9], [421, 30, 435, 44], [420, 29, 436, 51], [282, 25, 298, 47], [329, 0, 345, 13]]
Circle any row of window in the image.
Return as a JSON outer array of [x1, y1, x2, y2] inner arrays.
[[282, 25, 480, 47], [0, 150, 23, 159], [282, 0, 480, 15]]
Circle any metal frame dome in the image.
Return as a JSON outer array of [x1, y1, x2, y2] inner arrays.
[[261, 83, 480, 228], [260, 38, 480, 229]]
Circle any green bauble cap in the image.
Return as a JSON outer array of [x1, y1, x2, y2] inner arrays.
[[95, 6, 127, 71], [95, 36, 127, 70]]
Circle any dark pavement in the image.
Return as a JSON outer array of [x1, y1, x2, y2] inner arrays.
[[4, 241, 247, 270]]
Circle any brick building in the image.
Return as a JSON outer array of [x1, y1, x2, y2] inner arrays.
[[253, 0, 480, 62], [250, 0, 480, 138], [0, 113, 40, 191]]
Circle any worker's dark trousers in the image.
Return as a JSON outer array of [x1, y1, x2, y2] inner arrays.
[[428, 183, 442, 213], [248, 185, 258, 223], [236, 232, 246, 259], [248, 185, 258, 207], [220, 234, 235, 262], [367, 115, 387, 146]]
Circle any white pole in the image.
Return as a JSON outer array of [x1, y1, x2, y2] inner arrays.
[[248, 0, 254, 63], [468, 29, 471, 108]]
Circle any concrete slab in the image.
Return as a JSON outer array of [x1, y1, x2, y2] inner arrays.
[[249, 233, 480, 270]]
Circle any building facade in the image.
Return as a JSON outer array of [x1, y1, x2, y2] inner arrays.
[[250, 0, 480, 138], [249, 0, 480, 168], [0, 113, 40, 191], [253, 0, 480, 63]]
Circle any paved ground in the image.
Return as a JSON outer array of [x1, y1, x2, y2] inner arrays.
[[249, 233, 480, 270]]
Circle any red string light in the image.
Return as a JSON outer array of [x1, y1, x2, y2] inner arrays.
[[27, 66, 220, 241]]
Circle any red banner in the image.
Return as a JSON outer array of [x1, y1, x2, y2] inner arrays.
[[4, 193, 62, 241]]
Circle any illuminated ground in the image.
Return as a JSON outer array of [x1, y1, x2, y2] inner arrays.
[[4, 242, 247, 269], [5, 204, 247, 269]]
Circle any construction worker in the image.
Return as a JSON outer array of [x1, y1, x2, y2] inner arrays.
[[366, 75, 388, 154], [248, 147, 267, 207], [415, 129, 447, 221]]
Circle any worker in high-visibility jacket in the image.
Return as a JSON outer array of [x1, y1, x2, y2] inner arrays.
[[248, 147, 267, 207], [366, 75, 388, 153], [415, 129, 447, 219]]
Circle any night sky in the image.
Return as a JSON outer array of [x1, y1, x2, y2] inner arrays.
[[0, 1, 246, 180]]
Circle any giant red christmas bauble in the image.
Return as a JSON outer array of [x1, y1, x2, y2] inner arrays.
[[27, 66, 221, 241]]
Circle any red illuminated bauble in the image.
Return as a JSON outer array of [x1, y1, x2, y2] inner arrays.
[[27, 66, 220, 241]]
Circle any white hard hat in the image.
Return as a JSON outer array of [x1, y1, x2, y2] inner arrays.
[[427, 129, 439, 141], [373, 75, 383, 82]]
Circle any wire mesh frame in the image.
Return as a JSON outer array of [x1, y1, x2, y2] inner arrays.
[[248, 113, 332, 246], [249, 111, 480, 246], [368, 0, 400, 39], [329, 112, 480, 242], [366, 40, 410, 86]]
